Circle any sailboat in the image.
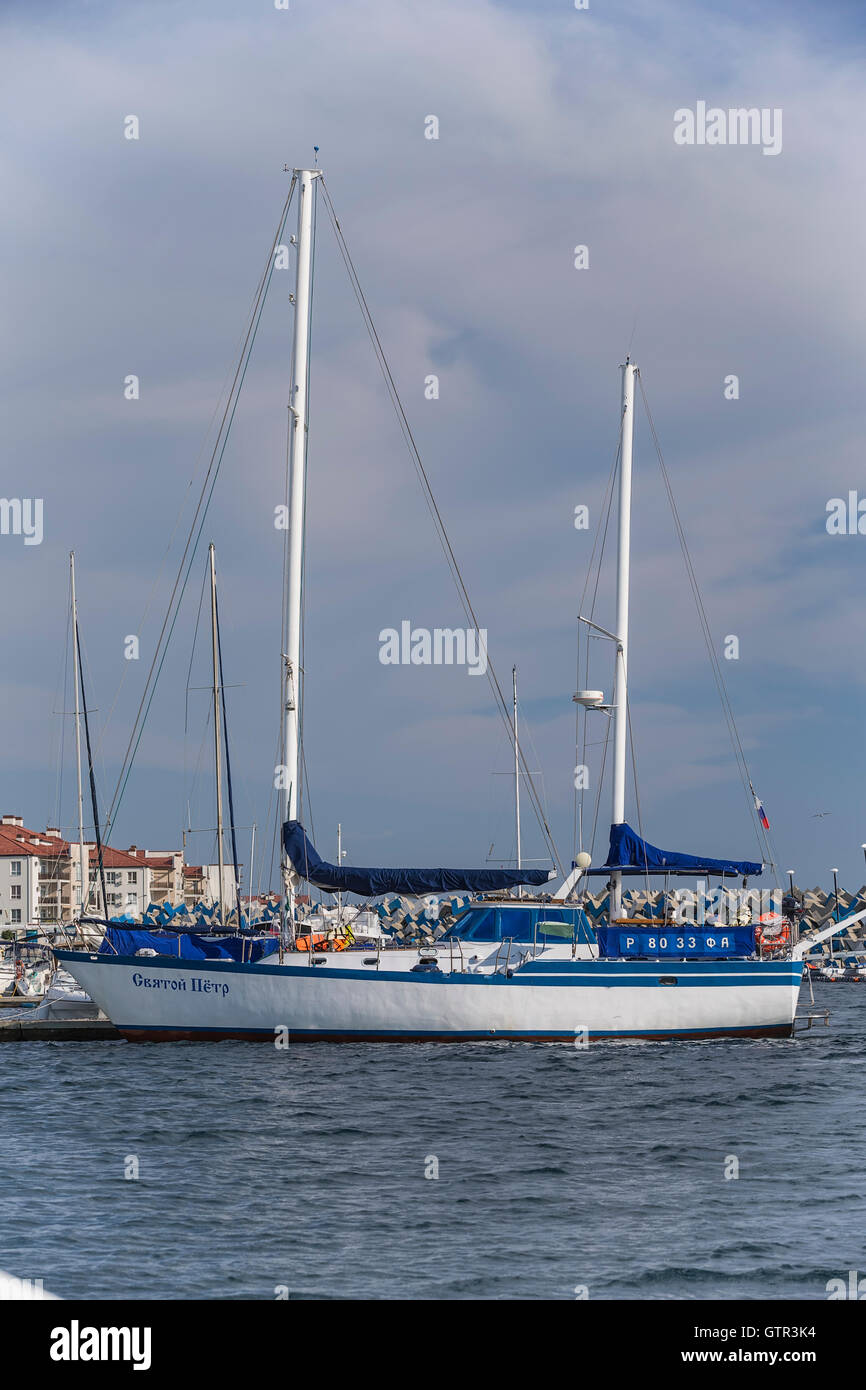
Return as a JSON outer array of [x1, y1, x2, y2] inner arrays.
[[58, 167, 849, 1041]]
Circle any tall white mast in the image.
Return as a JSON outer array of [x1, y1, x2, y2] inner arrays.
[[209, 543, 225, 928], [70, 551, 87, 918], [512, 666, 522, 897], [282, 167, 318, 928], [610, 359, 637, 922]]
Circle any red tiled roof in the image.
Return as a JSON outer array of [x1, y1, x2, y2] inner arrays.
[[0, 826, 71, 857], [0, 830, 42, 858], [0, 825, 183, 869], [85, 844, 144, 870], [126, 849, 176, 869]]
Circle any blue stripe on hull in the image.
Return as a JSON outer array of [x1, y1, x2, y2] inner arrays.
[[55, 951, 801, 989]]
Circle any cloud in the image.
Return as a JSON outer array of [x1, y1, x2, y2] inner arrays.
[[1, 0, 863, 885]]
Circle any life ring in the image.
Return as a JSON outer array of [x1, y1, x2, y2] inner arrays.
[[755, 914, 790, 952]]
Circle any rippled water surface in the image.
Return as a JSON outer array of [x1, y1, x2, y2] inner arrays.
[[2, 984, 864, 1300]]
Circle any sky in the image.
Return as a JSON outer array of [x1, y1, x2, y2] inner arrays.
[[1, 0, 864, 895]]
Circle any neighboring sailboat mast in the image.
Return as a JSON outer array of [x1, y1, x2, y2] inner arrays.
[[513, 666, 522, 898], [610, 359, 637, 922], [282, 167, 318, 929], [209, 543, 226, 929], [73, 572, 108, 919], [70, 551, 87, 917]]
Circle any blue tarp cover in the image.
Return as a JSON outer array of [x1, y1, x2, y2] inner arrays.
[[585, 822, 762, 879], [283, 820, 554, 896], [99, 927, 279, 962], [597, 924, 756, 958]]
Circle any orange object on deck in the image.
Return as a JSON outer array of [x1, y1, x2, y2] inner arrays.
[[295, 933, 350, 952]]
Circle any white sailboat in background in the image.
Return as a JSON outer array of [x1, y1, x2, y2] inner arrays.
[[58, 165, 857, 1041], [2, 554, 109, 1021]]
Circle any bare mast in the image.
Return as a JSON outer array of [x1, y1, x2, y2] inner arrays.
[[282, 167, 318, 934], [70, 551, 87, 918], [610, 360, 637, 923]]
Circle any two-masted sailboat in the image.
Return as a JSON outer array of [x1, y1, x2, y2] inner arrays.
[[58, 167, 837, 1041]]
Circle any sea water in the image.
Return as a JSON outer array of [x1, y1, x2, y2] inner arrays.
[[1, 985, 863, 1300]]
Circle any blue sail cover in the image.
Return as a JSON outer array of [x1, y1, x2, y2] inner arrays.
[[585, 822, 762, 879], [98, 927, 279, 962], [283, 821, 554, 897]]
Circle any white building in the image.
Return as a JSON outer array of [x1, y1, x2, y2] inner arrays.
[[0, 815, 88, 927], [85, 845, 151, 917], [0, 830, 41, 928]]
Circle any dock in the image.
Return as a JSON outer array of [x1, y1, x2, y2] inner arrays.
[[0, 1016, 120, 1042]]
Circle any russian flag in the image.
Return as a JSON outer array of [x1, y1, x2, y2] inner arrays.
[[754, 793, 770, 831]]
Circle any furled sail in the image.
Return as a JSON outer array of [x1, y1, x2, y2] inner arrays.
[[584, 822, 762, 878], [283, 821, 554, 896], [98, 926, 279, 962]]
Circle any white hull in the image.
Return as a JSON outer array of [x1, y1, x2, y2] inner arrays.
[[56, 949, 802, 1042]]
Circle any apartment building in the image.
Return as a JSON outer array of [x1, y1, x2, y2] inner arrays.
[[0, 827, 41, 928], [85, 845, 151, 918], [0, 814, 87, 926], [125, 848, 185, 906], [1, 813, 241, 926]]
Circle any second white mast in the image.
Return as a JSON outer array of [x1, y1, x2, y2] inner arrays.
[[610, 359, 637, 922]]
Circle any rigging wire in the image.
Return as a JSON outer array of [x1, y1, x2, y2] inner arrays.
[[75, 613, 108, 917], [262, 719, 282, 903], [182, 562, 211, 841], [514, 695, 552, 855], [215, 586, 243, 918], [587, 708, 611, 868], [626, 694, 651, 900], [183, 564, 210, 740], [102, 178, 297, 844], [48, 589, 72, 839], [318, 176, 563, 877], [41, 601, 72, 923], [186, 709, 215, 834], [636, 371, 778, 882], [574, 414, 623, 860], [93, 327, 259, 764]]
